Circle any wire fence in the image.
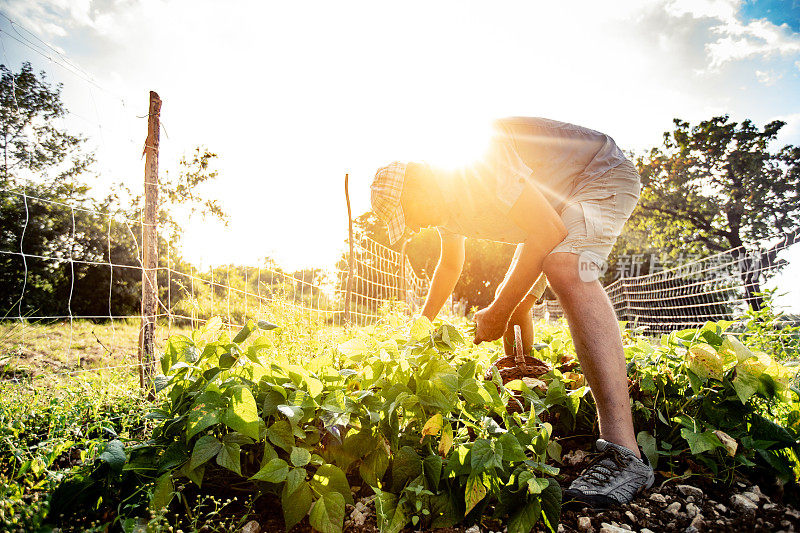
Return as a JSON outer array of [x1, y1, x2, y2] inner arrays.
[[0, 178, 436, 389], [533, 231, 800, 341], [338, 234, 435, 326]]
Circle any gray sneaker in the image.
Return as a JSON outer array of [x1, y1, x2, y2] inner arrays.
[[564, 439, 655, 508]]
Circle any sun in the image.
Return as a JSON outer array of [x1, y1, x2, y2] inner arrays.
[[417, 118, 495, 170]]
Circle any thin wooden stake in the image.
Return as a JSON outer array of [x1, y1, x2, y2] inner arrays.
[[139, 90, 161, 400], [344, 174, 354, 326]]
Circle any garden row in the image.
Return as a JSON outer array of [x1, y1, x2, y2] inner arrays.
[[3, 311, 800, 532]]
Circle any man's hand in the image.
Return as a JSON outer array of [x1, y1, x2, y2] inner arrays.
[[473, 304, 511, 345]]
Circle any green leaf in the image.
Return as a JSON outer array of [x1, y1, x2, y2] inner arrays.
[[233, 320, 257, 344], [540, 479, 562, 532], [359, 447, 390, 487], [282, 481, 312, 532], [526, 477, 550, 495], [187, 391, 225, 440], [219, 352, 237, 369], [258, 441, 276, 463], [291, 447, 312, 467], [374, 489, 406, 533], [311, 464, 354, 505], [154, 375, 171, 393], [429, 491, 458, 528], [724, 334, 754, 362], [201, 316, 223, 336], [338, 338, 369, 359], [267, 420, 295, 452], [250, 458, 289, 483], [222, 386, 260, 440], [305, 376, 324, 398], [391, 446, 423, 492], [158, 442, 189, 474], [636, 431, 658, 469], [749, 413, 796, 446], [216, 441, 241, 476], [150, 473, 174, 511], [99, 439, 126, 471], [222, 432, 254, 446], [263, 390, 284, 417], [733, 366, 761, 404], [178, 462, 205, 488], [508, 498, 541, 533], [410, 316, 434, 339], [286, 467, 306, 496], [686, 368, 702, 394], [309, 492, 346, 533], [687, 343, 724, 381], [258, 320, 279, 330], [498, 433, 528, 463], [681, 428, 722, 455], [464, 473, 487, 516], [423, 454, 443, 491], [278, 404, 304, 426], [471, 439, 503, 472], [189, 435, 223, 470]]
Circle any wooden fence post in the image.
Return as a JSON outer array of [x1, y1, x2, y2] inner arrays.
[[139, 90, 161, 400], [400, 238, 408, 304], [344, 174, 354, 326]]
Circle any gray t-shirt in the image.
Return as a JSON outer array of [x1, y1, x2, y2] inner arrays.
[[436, 117, 628, 243]]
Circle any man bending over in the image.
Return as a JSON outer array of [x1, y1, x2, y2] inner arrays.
[[370, 117, 653, 508]]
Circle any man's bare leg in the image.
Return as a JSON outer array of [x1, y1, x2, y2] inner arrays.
[[543, 252, 640, 457]]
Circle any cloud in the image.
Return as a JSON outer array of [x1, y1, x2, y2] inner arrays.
[[661, 0, 800, 69], [707, 19, 800, 67], [755, 69, 782, 85]]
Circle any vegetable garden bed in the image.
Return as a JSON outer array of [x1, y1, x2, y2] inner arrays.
[[3, 314, 800, 532]]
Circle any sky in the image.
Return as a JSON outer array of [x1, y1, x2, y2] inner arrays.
[[1, 0, 799, 308]]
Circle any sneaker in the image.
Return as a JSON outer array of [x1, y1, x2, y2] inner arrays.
[[564, 439, 655, 508]]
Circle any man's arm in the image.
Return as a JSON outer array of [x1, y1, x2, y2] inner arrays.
[[474, 183, 567, 343], [421, 230, 466, 321]]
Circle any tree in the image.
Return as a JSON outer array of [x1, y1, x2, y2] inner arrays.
[[0, 63, 227, 320], [0, 62, 93, 188], [622, 115, 800, 307]]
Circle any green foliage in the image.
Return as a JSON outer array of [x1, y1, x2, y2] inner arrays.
[[0, 61, 92, 186], [738, 289, 800, 361], [8, 314, 800, 531], [623, 321, 800, 482], [0, 370, 148, 531], [50, 315, 565, 532], [634, 115, 800, 254]]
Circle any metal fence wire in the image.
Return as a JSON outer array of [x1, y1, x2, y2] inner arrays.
[[534, 231, 800, 339]]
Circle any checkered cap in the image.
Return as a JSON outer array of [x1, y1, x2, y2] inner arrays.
[[370, 162, 407, 245]]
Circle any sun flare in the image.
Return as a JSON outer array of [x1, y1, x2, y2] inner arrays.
[[417, 118, 495, 170]]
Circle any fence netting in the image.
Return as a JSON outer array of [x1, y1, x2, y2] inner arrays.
[[0, 182, 438, 384], [4, 192, 800, 390], [534, 231, 800, 341]]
